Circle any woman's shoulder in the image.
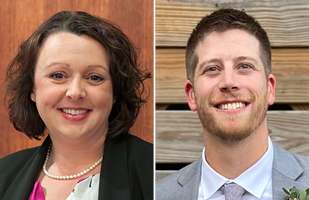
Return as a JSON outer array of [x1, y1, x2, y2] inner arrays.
[[124, 134, 153, 198], [0, 145, 41, 197], [124, 134, 153, 157], [125, 134, 153, 148], [0, 146, 40, 169]]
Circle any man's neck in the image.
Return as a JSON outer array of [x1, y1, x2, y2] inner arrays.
[[203, 120, 269, 179]]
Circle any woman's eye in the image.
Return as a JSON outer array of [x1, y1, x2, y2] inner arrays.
[[50, 73, 65, 80], [89, 75, 104, 82]]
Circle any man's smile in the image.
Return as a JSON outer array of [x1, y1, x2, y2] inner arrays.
[[217, 102, 247, 110]]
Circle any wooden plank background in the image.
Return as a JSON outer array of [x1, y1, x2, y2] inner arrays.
[[156, 0, 309, 180], [156, 0, 309, 47], [0, 0, 153, 159]]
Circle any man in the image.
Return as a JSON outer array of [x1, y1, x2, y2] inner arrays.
[[156, 8, 309, 200]]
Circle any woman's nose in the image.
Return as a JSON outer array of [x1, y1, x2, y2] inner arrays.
[[66, 79, 86, 101]]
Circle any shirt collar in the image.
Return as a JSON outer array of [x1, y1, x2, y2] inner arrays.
[[200, 136, 273, 199]]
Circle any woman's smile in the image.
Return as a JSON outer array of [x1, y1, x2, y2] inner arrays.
[[58, 108, 92, 122], [61, 108, 90, 115]]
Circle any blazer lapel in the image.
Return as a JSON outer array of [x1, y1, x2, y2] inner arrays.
[[98, 136, 130, 199], [272, 144, 307, 199], [177, 159, 201, 200], [3, 136, 50, 200]]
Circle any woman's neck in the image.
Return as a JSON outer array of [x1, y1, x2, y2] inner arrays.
[[46, 131, 106, 177]]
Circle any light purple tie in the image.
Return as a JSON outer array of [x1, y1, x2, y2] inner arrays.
[[221, 183, 246, 200]]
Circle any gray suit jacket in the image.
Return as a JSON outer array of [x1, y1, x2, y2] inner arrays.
[[156, 144, 309, 200]]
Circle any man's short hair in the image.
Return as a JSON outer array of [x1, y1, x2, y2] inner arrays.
[[186, 8, 271, 82]]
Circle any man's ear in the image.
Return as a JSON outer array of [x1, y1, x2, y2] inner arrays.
[[185, 80, 197, 111], [267, 74, 276, 106]]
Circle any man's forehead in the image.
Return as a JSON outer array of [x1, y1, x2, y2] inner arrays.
[[198, 29, 259, 47], [195, 29, 262, 63]]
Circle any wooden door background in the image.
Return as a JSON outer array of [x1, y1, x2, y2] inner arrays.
[[0, 0, 153, 159]]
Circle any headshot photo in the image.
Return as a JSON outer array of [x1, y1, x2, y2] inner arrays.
[[0, 1, 153, 199], [1, 0, 309, 200], [155, 1, 309, 200]]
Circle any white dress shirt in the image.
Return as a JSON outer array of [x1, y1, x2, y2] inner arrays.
[[198, 136, 274, 200]]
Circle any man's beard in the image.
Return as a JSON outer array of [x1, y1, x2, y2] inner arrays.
[[196, 92, 268, 143]]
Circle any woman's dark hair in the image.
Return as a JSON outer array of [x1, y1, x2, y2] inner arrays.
[[5, 11, 151, 140]]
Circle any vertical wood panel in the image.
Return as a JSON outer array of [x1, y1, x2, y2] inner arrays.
[[0, 0, 153, 159]]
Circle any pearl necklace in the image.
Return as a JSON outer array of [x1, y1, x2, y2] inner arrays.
[[43, 144, 103, 180]]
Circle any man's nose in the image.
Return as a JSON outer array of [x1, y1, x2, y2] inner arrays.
[[217, 69, 240, 92]]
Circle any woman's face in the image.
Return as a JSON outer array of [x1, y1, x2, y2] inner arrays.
[[31, 32, 114, 142]]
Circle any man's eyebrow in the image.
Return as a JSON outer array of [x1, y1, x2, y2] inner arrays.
[[233, 56, 258, 65], [197, 58, 223, 71]]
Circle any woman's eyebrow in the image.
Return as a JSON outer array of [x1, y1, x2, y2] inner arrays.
[[87, 65, 109, 72]]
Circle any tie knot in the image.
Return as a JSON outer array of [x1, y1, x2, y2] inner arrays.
[[221, 183, 246, 200]]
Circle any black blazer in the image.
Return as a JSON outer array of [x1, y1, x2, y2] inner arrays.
[[0, 134, 153, 200]]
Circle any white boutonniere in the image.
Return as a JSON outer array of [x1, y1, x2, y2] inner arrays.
[[283, 186, 309, 200]]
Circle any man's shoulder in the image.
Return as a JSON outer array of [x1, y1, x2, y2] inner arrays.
[[292, 152, 309, 167], [156, 159, 201, 200], [272, 144, 309, 198], [273, 144, 309, 180], [274, 144, 309, 166], [157, 159, 201, 185]]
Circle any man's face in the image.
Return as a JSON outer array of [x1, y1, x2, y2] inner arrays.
[[185, 29, 276, 142]]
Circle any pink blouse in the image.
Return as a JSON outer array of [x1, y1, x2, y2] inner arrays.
[[29, 174, 100, 200]]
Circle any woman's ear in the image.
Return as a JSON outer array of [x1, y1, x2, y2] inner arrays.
[[30, 92, 35, 102]]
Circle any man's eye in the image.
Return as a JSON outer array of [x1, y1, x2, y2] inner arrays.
[[201, 66, 221, 76], [50, 73, 65, 80], [89, 75, 104, 82], [239, 64, 252, 69], [206, 67, 218, 72]]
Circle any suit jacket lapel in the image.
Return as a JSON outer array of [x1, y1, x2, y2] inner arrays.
[[3, 136, 50, 200], [272, 144, 307, 199], [98, 136, 130, 200], [177, 159, 201, 200], [171, 144, 308, 200], [3, 135, 132, 200]]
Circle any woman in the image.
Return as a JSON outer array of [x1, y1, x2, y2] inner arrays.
[[0, 11, 152, 200]]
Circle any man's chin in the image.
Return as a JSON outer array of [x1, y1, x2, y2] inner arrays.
[[208, 123, 252, 143], [214, 131, 251, 143]]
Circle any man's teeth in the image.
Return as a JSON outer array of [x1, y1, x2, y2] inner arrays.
[[62, 109, 88, 115], [219, 102, 246, 110]]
